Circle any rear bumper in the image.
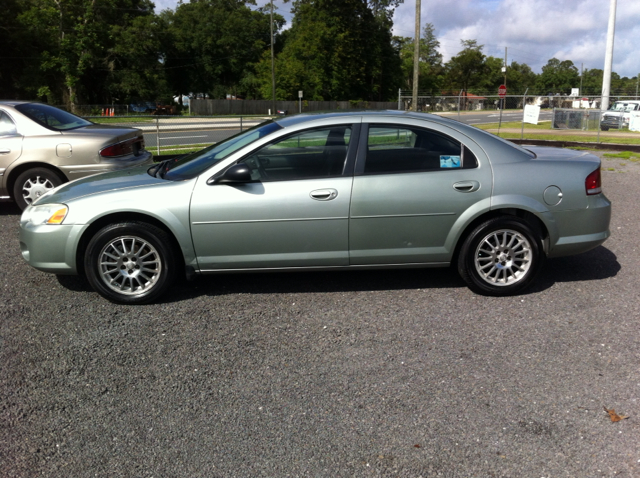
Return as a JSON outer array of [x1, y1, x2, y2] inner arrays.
[[547, 193, 612, 258]]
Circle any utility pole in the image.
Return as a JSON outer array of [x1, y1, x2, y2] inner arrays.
[[503, 47, 507, 87], [580, 63, 583, 96], [412, 0, 420, 111], [270, 0, 276, 116], [601, 0, 617, 111]]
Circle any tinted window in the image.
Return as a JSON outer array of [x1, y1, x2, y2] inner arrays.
[[14, 103, 92, 131], [364, 125, 477, 174], [240, 126, 351, 181], [0, 111, 17, 136]]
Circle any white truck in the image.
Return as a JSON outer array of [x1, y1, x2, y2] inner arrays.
[[600, 100, 640, 131]]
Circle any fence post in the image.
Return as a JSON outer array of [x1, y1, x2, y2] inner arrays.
[[240, 116, 243, 132], [156, 117, 160, 156], [398, 88, 402, 110], [457, 90, 463, 121], [521, 88, 528, 140]]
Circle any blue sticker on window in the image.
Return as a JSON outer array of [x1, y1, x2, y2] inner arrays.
[[440, 155, 461, 168]]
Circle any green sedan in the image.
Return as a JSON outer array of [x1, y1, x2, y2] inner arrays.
[[19, 111, 611, 304]]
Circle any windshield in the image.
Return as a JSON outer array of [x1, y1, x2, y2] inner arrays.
[[163, 120, 282, 180], [611, 102, 639, 112], [15, 103, 93, 131]]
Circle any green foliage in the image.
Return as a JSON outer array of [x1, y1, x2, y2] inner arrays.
[[445, 40, 486, 93], [535, 58, 580, 94], [256, 0, 402, 101], [161, 0, 277, 100], [394, 23, 444, 93], [2, 0, 637, 107]]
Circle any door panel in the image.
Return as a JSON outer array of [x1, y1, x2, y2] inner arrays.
[[190, 177, 353, 270], [349, 123, 492, 265]]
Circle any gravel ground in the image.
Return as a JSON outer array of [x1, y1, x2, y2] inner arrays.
[[1, 150, 639, 478]]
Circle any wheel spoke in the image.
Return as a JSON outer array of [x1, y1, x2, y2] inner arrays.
[[474, 228, 533, 287], [98, 234, 162, 297]]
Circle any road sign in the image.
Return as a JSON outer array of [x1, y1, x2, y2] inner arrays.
[[498, 85, 507, 98]]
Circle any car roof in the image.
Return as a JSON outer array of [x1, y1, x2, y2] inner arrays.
[[273, 110, 463, 128]]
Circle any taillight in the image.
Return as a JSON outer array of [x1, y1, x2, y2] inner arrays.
[[100, 136, 144, 158], [585, 167, 602, 195]]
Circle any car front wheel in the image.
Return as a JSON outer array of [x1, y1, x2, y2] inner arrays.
[[84, 222, 177, 304], [457, 217, 545, 296], [13, 167, 64, 210]]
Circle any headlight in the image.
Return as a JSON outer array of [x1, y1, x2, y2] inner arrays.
[[21, 204, 69, 225]]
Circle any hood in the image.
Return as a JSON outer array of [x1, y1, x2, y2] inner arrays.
[[36, 164, 163, 205]]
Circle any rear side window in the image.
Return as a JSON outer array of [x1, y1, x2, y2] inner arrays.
[[0, 111, 17, 136], [364, 124, 477, 174], [14, 103, 92, 131]]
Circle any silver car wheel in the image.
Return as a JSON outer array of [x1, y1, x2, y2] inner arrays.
[[474, 229, 532, 286], [22, 176, 56, 205], [98, 236, 162, 296]]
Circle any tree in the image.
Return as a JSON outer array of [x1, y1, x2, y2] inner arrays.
[[17, 0, 158, 109], [258, 0, 402, 101], [161, 0, 277, 100], [445, 40, 486, 94], [535, 58, 580, 94], [395, 22, 443, 92]]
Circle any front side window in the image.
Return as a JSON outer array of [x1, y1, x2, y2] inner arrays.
[[164, 121, 282, 180], [239, 126, 352, 181], [364, 125, 477, 174], [15, 103, 92, 131], [0, 111, 17, 136]]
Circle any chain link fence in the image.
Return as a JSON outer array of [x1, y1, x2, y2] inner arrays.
[[85, 115, 271, 156], [552, 109, 603, 131]]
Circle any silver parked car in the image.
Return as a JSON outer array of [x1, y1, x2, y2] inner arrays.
[[0, 101, 153, 210], [19, 111, 611, 304]]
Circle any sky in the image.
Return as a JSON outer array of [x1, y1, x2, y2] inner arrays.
[[153, 0, 640, 79]]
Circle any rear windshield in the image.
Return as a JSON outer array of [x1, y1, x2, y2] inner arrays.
[[15, 103, 93, 131], [163, 121, 282, 180]]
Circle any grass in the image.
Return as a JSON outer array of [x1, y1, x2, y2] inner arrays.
[[475, 120, 640, 144], [603, 151, 640, 161]]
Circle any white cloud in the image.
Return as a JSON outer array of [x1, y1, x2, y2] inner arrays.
[[393, 0, 640, 77]]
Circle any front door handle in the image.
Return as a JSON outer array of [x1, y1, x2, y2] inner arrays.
[[0, 149, 10, 155], [453, 180, 480, 193], [310, 188, 338, 201]]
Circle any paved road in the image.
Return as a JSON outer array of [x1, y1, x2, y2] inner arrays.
[[2, 152, 639, 477]]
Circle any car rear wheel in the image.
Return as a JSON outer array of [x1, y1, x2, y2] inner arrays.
[[13, 167, 64, 210], [457, 217, 545, 296], [84, 222, 177, 304]]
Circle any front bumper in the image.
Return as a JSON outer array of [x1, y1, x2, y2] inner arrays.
[[19, 220, 85, 275]]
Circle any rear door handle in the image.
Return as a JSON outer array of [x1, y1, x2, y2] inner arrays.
[[310, 188, 338, 201], [0, 149, 10, 155], [453, 180, 480, 193]]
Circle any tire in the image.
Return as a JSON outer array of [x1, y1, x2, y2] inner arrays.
[[457, 217, 545, 296], [600, 126, 609, 131], [13, 167, 64, 211], [84, 222, 177, 304]]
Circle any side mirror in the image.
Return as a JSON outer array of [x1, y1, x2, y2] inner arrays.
[[209, 163, 253, 185]]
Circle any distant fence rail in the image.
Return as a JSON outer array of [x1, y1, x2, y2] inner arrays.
[[85, 115, 270, 156], [190, 99, 398, 115]]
